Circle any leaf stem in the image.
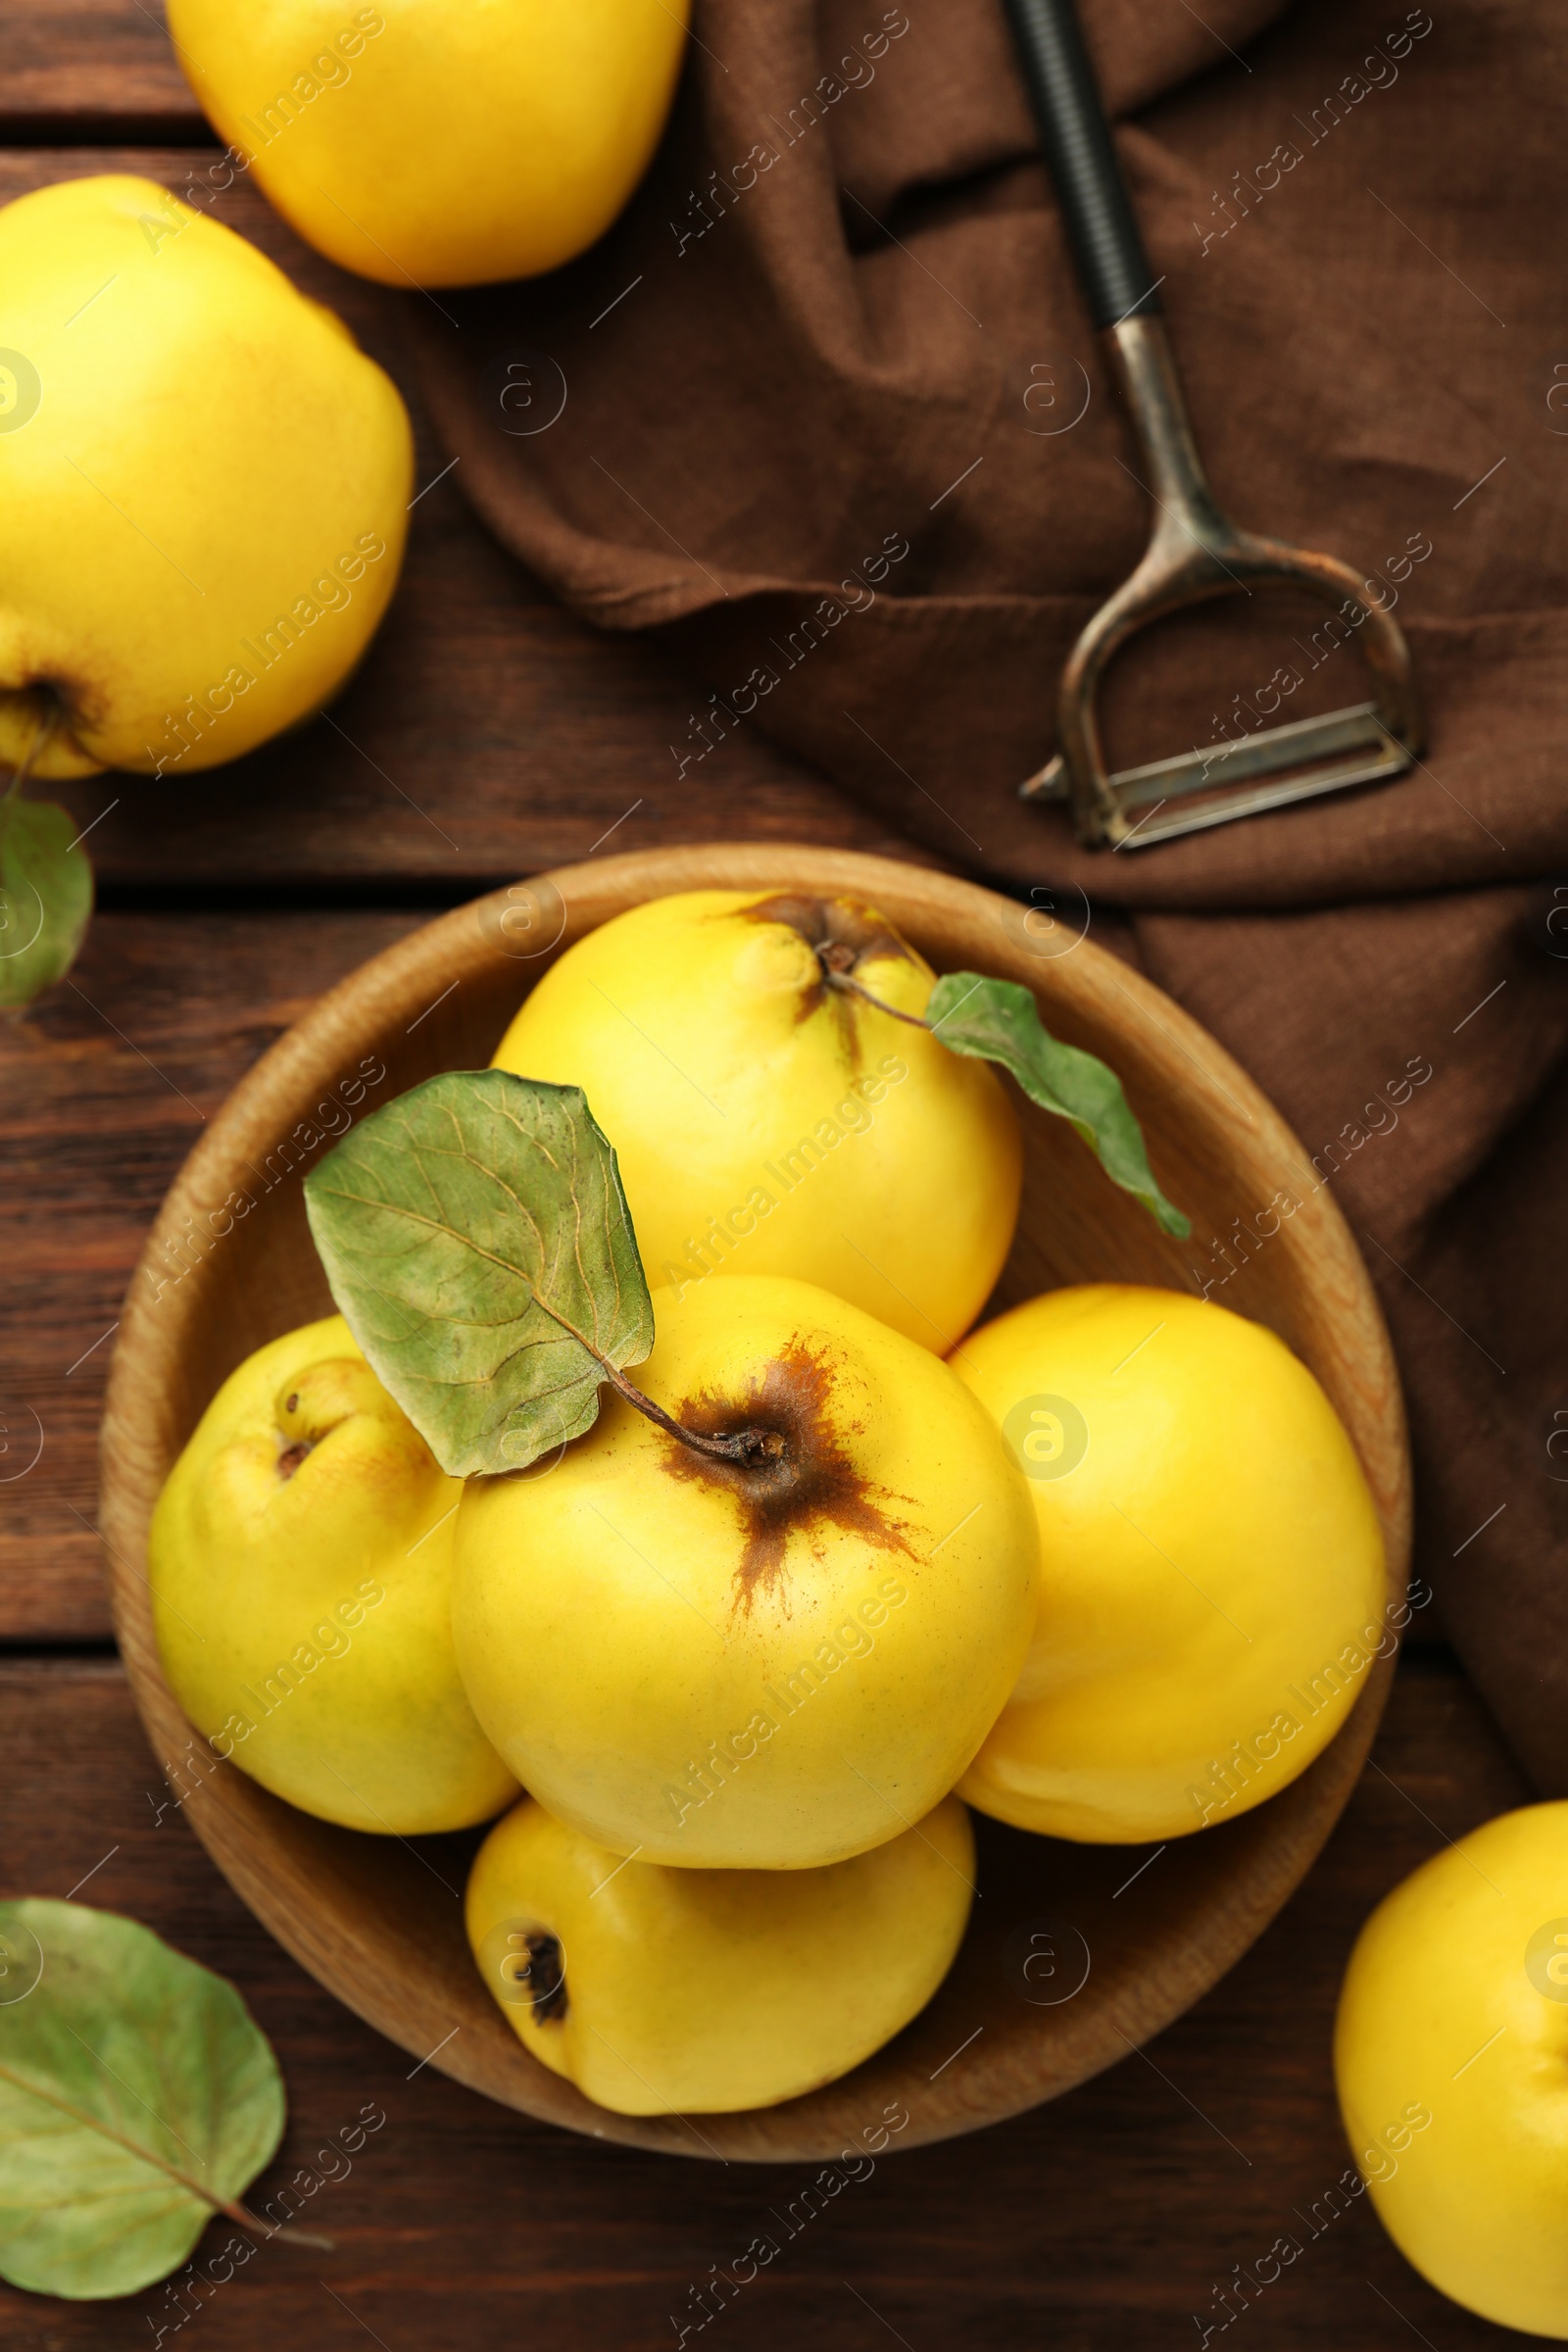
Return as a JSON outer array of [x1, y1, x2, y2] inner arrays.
[[821, 969, 932, 1030], [224, 2197, 335, 2252], [529, 1289, 785, 1469], [0, 2057, 335, 2252], [600, 1359, 785, 1469]]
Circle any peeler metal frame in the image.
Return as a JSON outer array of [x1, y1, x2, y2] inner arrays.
[[1002, 0, 1424, 850]]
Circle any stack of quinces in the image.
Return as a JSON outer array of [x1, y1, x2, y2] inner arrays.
[[150, 890, 1386, 2119]]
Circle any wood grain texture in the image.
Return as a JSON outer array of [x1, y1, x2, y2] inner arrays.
[[0, 2, 195, 125], [100, 846, 1412, 2159], [0, 150, 899, 889], [0, 910, 427, 1643], [0, 1650, 1531, 2349]]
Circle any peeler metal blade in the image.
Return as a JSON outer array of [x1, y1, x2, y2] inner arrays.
[[1021, 700, 1417, 849]]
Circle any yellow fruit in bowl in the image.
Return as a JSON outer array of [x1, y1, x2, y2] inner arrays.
[[953, 1285, 1388, 1842], [452, 1274, 1040, 1869], [1335, 1803, 1568, 2336], [149, 1316, 518, 1835], [0, 174, 411, 781], [167, 0, 691, 288], [466, 1791, 975, 2115], [490, 889, 1023, 1351]]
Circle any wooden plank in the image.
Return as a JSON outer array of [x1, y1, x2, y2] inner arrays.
[[0, 151, 908, 889], [0, 1650, 1529, 2347], [0, 909, 425, 1642], [0, 3, 197, 128]]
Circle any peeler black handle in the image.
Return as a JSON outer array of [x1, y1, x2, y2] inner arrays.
[[1000, 0, 1161, 330]]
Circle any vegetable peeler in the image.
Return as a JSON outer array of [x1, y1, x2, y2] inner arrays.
[[1001, 0, 1423, 849]]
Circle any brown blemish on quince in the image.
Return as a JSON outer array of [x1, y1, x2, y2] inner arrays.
[[744, 895, 913, 1050], [661, 1336, 916, 1608], [521, 1931, 567, 2023]]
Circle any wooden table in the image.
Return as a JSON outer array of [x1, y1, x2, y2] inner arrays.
[[0, 11, 1538, 2344]]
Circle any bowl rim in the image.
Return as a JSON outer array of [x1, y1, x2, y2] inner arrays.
[[100, 843, 1410, 2160]]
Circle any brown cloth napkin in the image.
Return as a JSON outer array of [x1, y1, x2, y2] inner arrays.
[[411, 0, 1568, 1793]]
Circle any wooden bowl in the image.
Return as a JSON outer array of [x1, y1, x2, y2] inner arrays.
[[101, 846, 1409, 2161]]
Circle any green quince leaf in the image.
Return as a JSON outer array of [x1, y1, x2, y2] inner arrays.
[[0, 1899, 285, 2301], [0, 797, 92, 1012], [304, 1068, 655, 1477], [927, 971, 1191, 1238]]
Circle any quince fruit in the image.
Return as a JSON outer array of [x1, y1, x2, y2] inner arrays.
[[466, 1791, 974, 2114], [1336, 1802, 1568, 2336], [954, 1285, 1388, 1841], [0, 174, 410, 779], [491, 890, 1022, 1350], [167, 0, 690, 287], [150, 1316, 517, 1834], [452, 1274, 1039, 1868]]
